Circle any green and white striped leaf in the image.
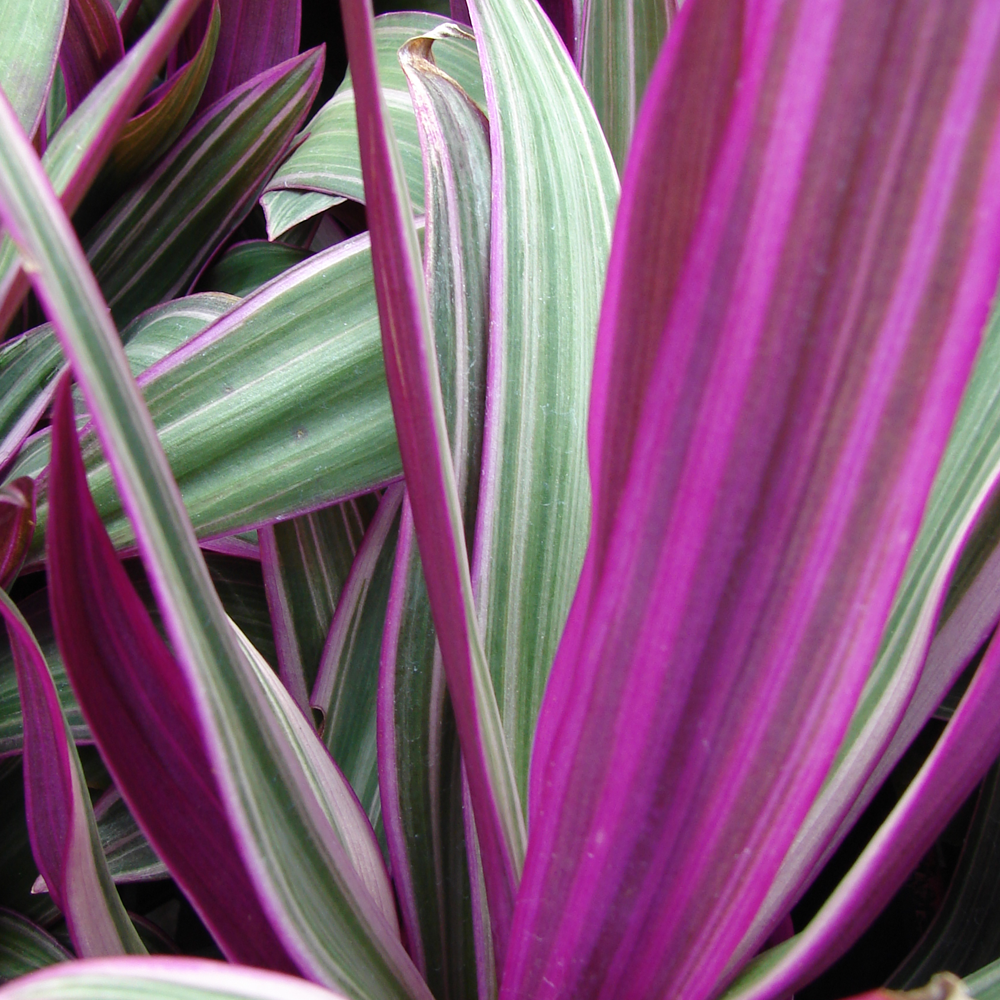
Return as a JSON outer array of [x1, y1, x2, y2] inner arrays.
[[261, 191, 343, 243], [311, 486, 402, 835], [466, 0, 619, 802], [84, 48, 322, 326], [260, 11, 485, 240], [0, 910, 70, 985], [578, 0, 674, 171], [0, 0, 207, 335], [0, 293, 235, 489], [378, 27, 490, 997], [0, 0, 66, 136], [260, 494, 377, 717], [0, 76, 434, 1000], [18, 233, 412, 559], [97, 0, 219, 189]]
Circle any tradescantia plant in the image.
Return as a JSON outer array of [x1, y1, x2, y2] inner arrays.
[[4, 0, 1000, 999]]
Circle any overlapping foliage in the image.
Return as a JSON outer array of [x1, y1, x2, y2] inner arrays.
[[0, 2, 1000, 1000]]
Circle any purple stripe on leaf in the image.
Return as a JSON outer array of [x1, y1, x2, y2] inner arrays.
[[508, 5, 1000, 1000], [177, 0, 301, 111]]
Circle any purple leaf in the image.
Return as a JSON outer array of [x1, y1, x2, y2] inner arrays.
[[46, 375, 299, 972], [1, 577, 142, 954], [506, 4, 1000, 1000], [0, 478, 35, 589], [723, 621, 1000, 1000], [527, 0, 739, 814], [177, 0, 301, 111], [340, 0, 525, 966], [59, 0, 124, 113]]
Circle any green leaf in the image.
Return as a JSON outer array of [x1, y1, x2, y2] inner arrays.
[[84, 48, 323, 326], [0, 293, 235, 491], [199, 241, 312, 299], [0, 957, 352, 999], [260, 494, 377, 715], [579, 0, 674, 171], [0, 0, 207, 335], [260, 191, 343, 242], [378, 26, 491, 995], [98, 0, 219, 188], [311, 486, 401, 836], [260, 11, 485, 240], [21, 233, 406, 558], [466, 0, 619, 803], [0, 0, 67, 136], [0, 909, 70, 985], [0, 68, 434, 1000]]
